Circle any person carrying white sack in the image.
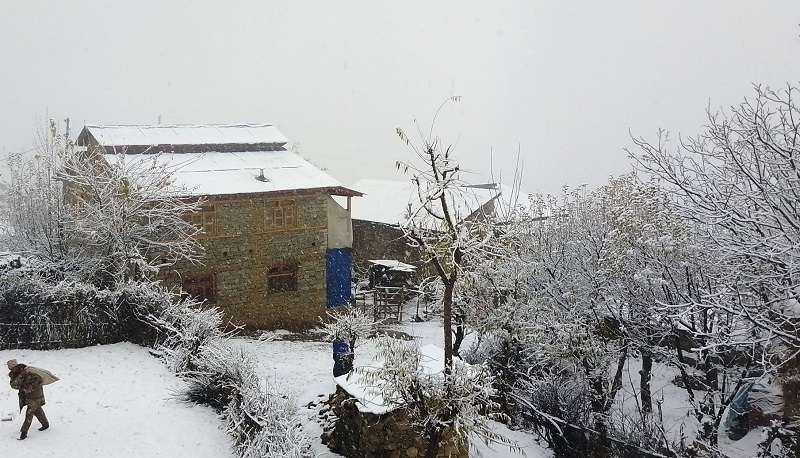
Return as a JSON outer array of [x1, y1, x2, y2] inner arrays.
[[7, 359, 59, 440]]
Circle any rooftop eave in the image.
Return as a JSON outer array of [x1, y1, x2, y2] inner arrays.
[[177, 186, 363, 201]]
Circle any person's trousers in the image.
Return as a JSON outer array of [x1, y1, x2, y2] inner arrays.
[[21, 402, 48, 433]]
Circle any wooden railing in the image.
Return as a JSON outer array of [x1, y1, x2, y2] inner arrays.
[[352, 287, 426, 323]]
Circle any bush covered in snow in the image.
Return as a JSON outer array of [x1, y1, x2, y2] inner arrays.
[[0, 269, 122, 349], [318, 305, 381, 352], [358, 337, 516, 457], [123, 286, 314, 458]]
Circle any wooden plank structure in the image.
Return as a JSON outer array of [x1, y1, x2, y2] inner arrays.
[[372, 286, 406, 322]]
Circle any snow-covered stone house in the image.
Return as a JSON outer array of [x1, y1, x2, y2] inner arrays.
[[349, 179, 509, 278], [76, 123, 361, 330]]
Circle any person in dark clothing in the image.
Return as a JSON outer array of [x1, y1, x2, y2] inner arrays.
[[332, 338, 354, 377], [7, 359, 51, 440]]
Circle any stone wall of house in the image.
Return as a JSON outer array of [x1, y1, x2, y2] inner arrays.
[[351, 220, 431, 281], [167, 193, 329, 330], [322, 386, 468, 458]]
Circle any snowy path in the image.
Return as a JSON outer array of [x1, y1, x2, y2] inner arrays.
[[0, 343, 233, 458]]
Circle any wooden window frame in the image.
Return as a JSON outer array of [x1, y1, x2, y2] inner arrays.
[[267, 262, 298, 294], [182, 273, 216, 303], [184, 204, 217, 238], [265, 199, 298, 231]]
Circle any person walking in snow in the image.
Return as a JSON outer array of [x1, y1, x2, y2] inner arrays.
[[7, 359, 58, 440]]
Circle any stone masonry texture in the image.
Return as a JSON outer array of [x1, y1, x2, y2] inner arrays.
[[166, 193, 329, 330]]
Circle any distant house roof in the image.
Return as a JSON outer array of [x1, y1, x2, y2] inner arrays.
[[78, 123, 288, 150], [79, 123, 360, 198], [350, 178, 503, 225]]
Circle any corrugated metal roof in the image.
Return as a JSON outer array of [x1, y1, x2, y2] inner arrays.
[[82, 123, 288, 147]]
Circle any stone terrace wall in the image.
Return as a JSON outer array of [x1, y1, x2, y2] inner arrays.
[[323, 386, 468, 458], [166, 193, 328, 330]]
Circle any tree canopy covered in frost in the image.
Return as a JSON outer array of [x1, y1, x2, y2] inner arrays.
[[451, 84, 800, 455], [631, 84, 800, 363], [2, 124, 203, 286]]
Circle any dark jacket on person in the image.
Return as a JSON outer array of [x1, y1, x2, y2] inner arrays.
[[9, 364, 45, 411]]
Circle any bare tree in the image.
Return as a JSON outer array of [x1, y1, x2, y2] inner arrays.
[[630, 83, 800, 448], [2, 123, 74, 266], [631, 84, 800, 370], [395, 96, 505, 373], [3, 120, 203, 286], [59, 145, 204, 285]]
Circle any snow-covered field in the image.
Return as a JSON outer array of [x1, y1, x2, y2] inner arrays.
[[0, 312, 767, 458], [0, 343, 233, 458], [0, 317, 550, 458]]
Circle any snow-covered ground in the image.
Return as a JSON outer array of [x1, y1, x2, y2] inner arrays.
[[0, 315, 549, 458], [0, 311, 768, 458], [231, 315, 552, 458], [0, 343, 233, 457]]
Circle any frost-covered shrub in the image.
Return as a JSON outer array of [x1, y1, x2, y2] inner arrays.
[[0, 269, 121, 349], [226, 378, 313, 458], [133, 292, 314, 458], [361, 337, 515, 455], [114, 281, 226, 370], [319, 305, 381, 350], [177, 344, 313, 457], [180, 345, 260, 412]]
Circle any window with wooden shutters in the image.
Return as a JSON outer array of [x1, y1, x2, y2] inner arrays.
[[267, 262, 298, 294], [184, 205, 217, 237], [182, 274, 216, 303], [266, 200, 297, 231]]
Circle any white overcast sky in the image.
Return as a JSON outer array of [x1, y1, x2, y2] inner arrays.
[[1, 1, 799, 194]]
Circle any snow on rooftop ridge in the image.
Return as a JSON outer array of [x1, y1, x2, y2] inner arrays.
[[102, 150, 356, 197], [81, 123, 288, 147]]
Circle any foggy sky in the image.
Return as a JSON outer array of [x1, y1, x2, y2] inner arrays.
[[1, 1, 799, 194]]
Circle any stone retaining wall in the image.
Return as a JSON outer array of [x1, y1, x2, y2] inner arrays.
[[322, 386, 468, 458]]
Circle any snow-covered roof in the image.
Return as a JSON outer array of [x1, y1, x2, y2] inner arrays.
[[350, 178, 502, 225], [80, 123, 288, 147], [102, 150, 360, 197], [368, 260, 417, 272]]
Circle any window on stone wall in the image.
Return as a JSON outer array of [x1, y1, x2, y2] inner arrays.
[[184, 205, 217, 237], [267, 262, 298, 294], [265, 199, 297, 231], [182, 273, 216, 303]]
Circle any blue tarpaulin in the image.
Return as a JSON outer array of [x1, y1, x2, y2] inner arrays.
[[326, 248, 352, 307]]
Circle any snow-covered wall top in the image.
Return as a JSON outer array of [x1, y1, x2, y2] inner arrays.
[[82, 123, 288, 147], [103, 150, 351, 197], [334, 344, 448, 415]]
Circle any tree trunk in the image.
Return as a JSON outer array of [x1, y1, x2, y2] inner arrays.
[[452, 321, 465, 357], [640, 350, 653, 414], [424, 427, 443, 458], [442, 281, 454, 374]]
